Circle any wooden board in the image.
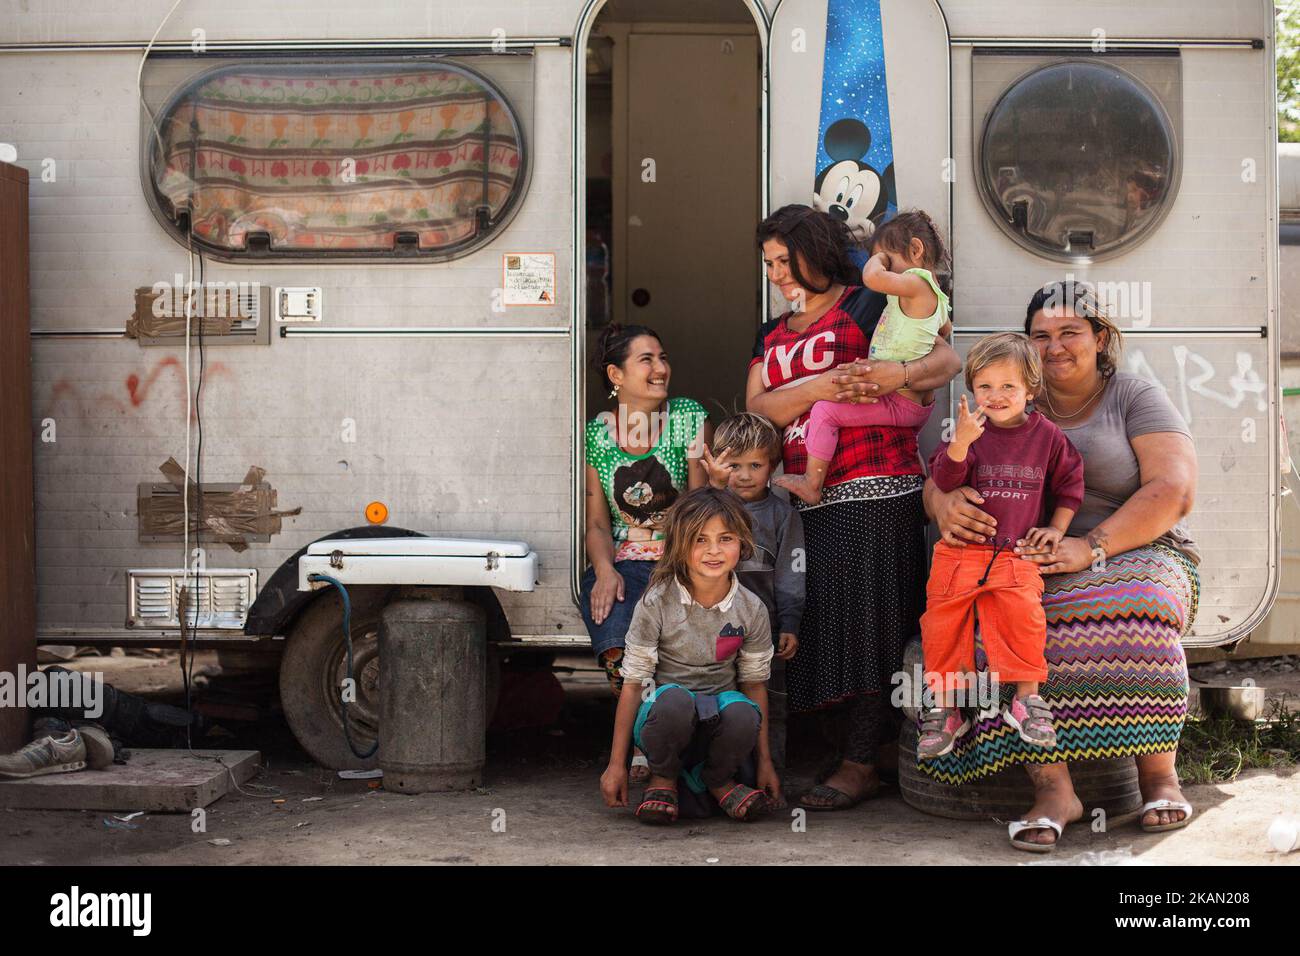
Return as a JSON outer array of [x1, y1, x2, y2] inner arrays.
[[0, 749, 260, 811], [0, 161, 34, 754]]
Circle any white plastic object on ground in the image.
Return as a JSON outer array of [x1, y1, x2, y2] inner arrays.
[[1267, 816, 1300, 853]]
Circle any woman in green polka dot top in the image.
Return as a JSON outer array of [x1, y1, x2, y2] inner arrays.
[[580, 324, 713, 715]]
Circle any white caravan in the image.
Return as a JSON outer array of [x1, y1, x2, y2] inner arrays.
[[0, 0, 1283, 767]]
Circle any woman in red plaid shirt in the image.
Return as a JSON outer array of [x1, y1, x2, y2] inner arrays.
[[747, 205, 961, 810]]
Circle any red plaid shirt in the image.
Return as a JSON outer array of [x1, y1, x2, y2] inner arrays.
[[750, 285, 923, 485]]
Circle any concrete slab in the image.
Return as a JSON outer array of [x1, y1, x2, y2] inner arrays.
[[0, 749, 260, 812]]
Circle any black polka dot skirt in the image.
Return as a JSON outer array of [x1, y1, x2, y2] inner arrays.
[[787, 491, 928, 713]]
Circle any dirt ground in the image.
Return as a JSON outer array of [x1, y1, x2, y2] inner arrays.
[[1, 652, 1297, 866]]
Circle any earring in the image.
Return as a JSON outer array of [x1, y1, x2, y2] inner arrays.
[[608, 383, 620, 399]]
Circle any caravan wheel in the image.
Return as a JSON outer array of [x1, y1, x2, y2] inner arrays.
[[279, 589, 388, 771]]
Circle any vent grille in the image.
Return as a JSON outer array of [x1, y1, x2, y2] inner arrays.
[[129, 283, 271, 345], [127, 569, 257, 629]]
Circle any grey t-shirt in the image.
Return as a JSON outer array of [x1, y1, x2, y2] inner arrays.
[[1055, 372, 1199, 564], [620, 575, 773, 696]]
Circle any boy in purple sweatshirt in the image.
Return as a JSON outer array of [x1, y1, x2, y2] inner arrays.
[[918, 333, 1084, 759]]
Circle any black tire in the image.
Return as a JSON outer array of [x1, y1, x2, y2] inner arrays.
[[896, 635, 1142, 821], [898, 719, 1142, 821], [279, 587, 390, 771]]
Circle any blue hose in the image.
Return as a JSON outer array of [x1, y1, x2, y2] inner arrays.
[[306, 573, 379, 760]]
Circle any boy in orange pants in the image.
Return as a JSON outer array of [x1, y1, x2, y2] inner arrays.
[[918, 334, 1084, 759]]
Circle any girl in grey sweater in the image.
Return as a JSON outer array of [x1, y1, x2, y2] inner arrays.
[[599, 488, 778, 824]]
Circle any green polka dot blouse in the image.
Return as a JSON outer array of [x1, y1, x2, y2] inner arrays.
[[585, 397, 709, 561]]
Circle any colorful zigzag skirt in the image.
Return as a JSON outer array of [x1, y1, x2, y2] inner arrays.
[[919, 543, 1199, 786]]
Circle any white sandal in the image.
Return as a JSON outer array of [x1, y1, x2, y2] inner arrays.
[[1139, 799, 1193, 833], [1008, 817, 1063, 853]]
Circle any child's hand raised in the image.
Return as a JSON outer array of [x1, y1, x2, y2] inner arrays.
[[953, 395, 987, 447], [701, 445, 733, 490]]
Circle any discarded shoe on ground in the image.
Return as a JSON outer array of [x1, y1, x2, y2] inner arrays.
[[75, 724, 116, 771], [33, 717, 123, 769], [0, 731, 87, 779]]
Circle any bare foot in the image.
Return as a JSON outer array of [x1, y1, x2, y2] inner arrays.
[[1138, 770, 1189, 829], [774, 474, 823, 505], [1015, 771, 1084, 847]]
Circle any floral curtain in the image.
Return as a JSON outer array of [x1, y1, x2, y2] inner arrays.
[[152, 64, 524, 255]]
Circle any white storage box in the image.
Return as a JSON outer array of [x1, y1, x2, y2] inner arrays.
[[297, 537, 538, 593]]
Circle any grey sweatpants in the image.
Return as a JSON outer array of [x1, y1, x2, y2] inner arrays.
[[637, 686, 760, 790]]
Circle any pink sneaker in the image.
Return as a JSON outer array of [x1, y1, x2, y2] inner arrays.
[[1003, 694, 1058, 748], [916, 707, 970, 759]]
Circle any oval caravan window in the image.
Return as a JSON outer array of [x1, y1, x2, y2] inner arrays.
[[144, 61, 527, 261], [977, 59, 1179, 263]]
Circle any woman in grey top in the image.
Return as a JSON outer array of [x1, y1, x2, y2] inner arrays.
[[923, 279, 1200, 852]]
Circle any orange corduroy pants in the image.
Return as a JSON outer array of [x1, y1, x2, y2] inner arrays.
[[919, 542, 1048, 699]]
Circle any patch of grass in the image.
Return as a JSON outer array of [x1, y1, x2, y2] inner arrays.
[[1177, 697, 1300, 785]]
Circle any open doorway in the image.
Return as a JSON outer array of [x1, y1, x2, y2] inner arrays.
[[581, 0, 765, 420]]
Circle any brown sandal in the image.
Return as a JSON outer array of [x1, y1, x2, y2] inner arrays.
[[798, 765, 881, 811], [635, 787, 679, 825], [717, 782, 771, 822]]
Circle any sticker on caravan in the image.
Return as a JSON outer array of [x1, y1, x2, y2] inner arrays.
[[502, 253, 556, 307], [811, 0, 897, 241]]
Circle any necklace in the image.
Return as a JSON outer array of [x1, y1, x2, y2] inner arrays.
[[1041, 379, 1106, 421]]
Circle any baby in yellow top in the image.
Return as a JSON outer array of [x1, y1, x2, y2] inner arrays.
[[777, 209, 951, 505]]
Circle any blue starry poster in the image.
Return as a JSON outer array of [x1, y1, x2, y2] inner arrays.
[[812, 0, 897, 241]]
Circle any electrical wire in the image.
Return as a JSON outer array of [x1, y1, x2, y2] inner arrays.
[[138, 0, 193, 661], [182, 235, 204, 753], [179, 256, 282, 799], [135, 0, 280, 800], [182, 105, 204, 738], [189, 241, 205, 741], [136, 0, 186, 171]]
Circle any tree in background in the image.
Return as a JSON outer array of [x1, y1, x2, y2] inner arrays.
[[1280, 1, 1300, 142]]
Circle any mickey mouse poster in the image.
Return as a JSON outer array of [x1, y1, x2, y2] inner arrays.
[[813, 118, 896, 241], [812, 0, 897, 240]]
